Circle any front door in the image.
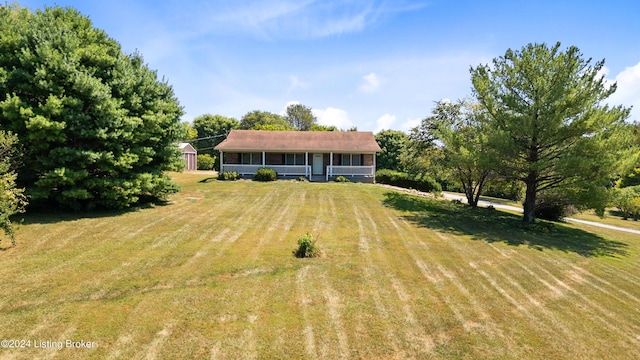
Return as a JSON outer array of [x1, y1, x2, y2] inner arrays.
[[312, 154, 323, 175]]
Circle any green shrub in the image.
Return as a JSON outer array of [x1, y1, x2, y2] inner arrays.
[[375, 169, 441, 193], [217, 171, 240, 181], [298, 176, 309, 182], [197, 154, 216, 170], [294, 232, 320, 258], [614, 186, 640, 220], [535, 192, 577, 221], [254, 167, 277, 182], [334, 176, 350, 183]]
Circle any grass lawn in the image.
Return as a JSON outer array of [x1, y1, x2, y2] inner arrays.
[[1, 172, 639, 359], [572, 209, 640, 231]]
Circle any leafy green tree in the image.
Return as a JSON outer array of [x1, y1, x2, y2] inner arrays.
[[433, 100, 494, 207], [374, 129, 408, 171], [192, 114, 239, 155], [471, 42, 634, 223], [253, 123, 291, 131], [614, 186, 640, 220], [400, 109, 447, 188], [284, 103, 317, 131], [239, 110, 290, 130], [192, 114, 238, 171], [0, 131, 27, 247], [615, 123, 640, 188], [181, 122, 198, 141], [310, 124, 338, 131], [617, 168, 640, 188], [0, 5, 185, 210]]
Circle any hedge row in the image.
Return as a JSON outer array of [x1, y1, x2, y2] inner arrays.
[[375, 169, 441, 193]]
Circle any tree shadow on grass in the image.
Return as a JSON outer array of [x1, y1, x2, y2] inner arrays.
[[198, 177, 218, 183], [382, 191, 629, 258], [19, 200, 171, 225]]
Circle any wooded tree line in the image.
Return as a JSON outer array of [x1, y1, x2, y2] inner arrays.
[[376, 43, 638, 224], [183, 104, 354, 169]]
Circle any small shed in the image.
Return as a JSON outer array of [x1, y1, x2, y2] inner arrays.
[[179, 142, 197, 171]]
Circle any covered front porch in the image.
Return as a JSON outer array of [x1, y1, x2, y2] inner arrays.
[[219, 151, 376, 182]]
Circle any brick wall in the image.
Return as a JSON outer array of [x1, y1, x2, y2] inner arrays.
[[363, 154, 374, 166]]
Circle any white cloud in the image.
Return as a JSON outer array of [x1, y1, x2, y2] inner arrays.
[[400, 118, 421, 132], [606, 62, 640, 122], [359, 72, 381, 93], [375, 114, 396, 133], [312, 107, 354, 129], [207, 0, 409, 39]]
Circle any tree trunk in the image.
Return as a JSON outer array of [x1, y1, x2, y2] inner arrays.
[[469, 175, 487, 208], [523, 174, 537, 224], [466, 183, 477, 207], [468, 191, 478, 207], [463, 177, 478, 207]]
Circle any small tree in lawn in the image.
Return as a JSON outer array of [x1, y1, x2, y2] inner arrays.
[[294, 232, 320, 258], [471, 42, 635, 223], [432, 100, 494, 207]]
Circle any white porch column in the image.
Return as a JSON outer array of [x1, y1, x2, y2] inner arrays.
[[262, 151, 265, 167], [373, 152, 376, 183], [305, 152, 308, 177], [219, 151, 224, 173], [329, 152, 333, 179]]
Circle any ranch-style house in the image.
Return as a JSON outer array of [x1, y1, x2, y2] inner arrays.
[[214, 130, 382, 182]]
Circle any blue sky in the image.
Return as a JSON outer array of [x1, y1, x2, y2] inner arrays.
[[18, 0, 640, 132]]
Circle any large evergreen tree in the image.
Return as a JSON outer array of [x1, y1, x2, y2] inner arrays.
[[471, 42, 634, 223], [0, 5, 185, 210]]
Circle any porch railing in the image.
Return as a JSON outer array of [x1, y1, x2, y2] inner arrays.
[[326, 166, 375, 181], [221, 164, 311, 176]]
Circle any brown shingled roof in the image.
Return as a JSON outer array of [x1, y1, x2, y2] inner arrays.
[[214, 130, 381, 152]]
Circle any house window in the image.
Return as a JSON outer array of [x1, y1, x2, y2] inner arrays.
[[241, 152, 261, 165], [285, 153, 305, 165], [341, 154, 361, 166]]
